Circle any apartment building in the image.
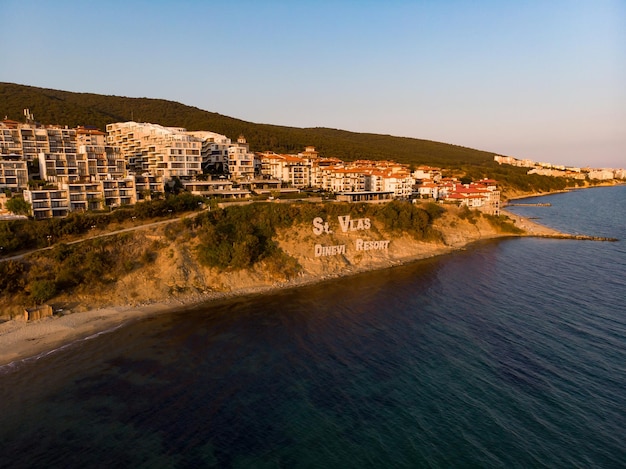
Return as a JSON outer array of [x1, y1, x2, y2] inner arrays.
[[440, 180, 500, 215], [226, 136, 256, 180], [102, 177, 137, 207], [0, 119, 77, 161], [24, 188, 70, 219], [106, 122, 202, 179], [321, 167, 366, 192], [76, 127, 125, 180], [134, 174, 166, 200], [186, 131, 231, 171], [64, 181, 104, 212], [365, 170, 414, 199], [259, 152, 315, 188], [0, 157, 28, 191]]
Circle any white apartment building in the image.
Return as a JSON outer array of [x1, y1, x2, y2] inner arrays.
[[106, 122, 202, 179], [365, 171, 414, 199], [186, 131, 231, 171], [64, 181, 105, 212], [24, 188, 70, 219], [321, 167, 366, 192], [0, 157, 29, 191], [259, 152, 317, 188], [226, 136, 256, 180], [587, 169, 614, 180], [134, 174, 166, 200], [76, 127, 125, 180], [412, 166, 442, 182], [1, 119, 77, 161]]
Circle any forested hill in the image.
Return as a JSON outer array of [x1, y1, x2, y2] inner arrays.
[[1, 82, 496, 167]]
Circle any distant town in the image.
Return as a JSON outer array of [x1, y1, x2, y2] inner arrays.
[[494, 155, 625, 180], [0, 110, 621, 220]]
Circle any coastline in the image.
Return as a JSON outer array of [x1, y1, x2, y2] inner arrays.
[[0, 244, 458, 369], [0, 201, 604, 369]]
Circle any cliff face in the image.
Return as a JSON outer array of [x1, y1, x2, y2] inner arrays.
[[71, 206, 506, 311], [0, 204, 511, 319]]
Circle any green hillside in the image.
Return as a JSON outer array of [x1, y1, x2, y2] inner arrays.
[[1, 82, 496, 166]]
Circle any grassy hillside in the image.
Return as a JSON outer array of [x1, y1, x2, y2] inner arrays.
[[1, 82, 496, 167]]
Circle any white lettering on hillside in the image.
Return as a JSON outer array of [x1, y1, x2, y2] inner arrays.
[[338, 215, 371, 233], [355, 239, 390, 251], [315, 244, 346, 257], [313, 215, 372, 236], [312, 217, 332, 235]]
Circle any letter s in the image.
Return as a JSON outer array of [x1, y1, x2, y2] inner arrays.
[[313, 217, 324, 235]]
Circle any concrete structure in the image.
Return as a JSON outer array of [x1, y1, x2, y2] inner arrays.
[[64, 181, 104, 212], [183, 180, 250, 199], [0, 119, 77, 161], [336, 191, 394, 203], [440, 179, 501, 215], [0, 156, 28, 191], [226, 136, 256, 180], [24, 188, 70, 219], [22, 304, 53, 322], [106, 122, 202, 179]]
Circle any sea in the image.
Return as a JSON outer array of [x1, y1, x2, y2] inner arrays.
[[1, 185, 625, 468]]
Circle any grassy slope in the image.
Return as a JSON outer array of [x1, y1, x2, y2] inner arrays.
[[1, 82, 496, 166]]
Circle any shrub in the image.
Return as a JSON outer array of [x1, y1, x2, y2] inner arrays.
[[30, 279, 57, 304]]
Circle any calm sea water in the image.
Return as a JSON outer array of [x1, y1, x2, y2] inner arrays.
[[1, 186, 625, 468]]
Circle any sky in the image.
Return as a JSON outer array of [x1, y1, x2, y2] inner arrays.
[[1, 0, 624, 168]]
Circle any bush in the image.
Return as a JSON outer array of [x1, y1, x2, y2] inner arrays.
[[30, 279, 57, 304], [483, 214, 523, 234], [0, 260, 27, 294]]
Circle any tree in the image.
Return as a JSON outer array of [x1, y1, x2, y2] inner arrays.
[[5, 196, 31, 216]]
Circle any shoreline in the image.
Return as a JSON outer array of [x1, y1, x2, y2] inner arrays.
[[0, 195, 613, 369], [504, 180, 625, 202], [0, 239, 476, 369]]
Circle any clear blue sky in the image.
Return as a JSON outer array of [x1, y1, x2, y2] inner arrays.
[[1, 0, 624, 168]]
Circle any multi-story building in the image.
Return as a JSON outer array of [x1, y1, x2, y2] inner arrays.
[[101, 177, 137, 207], [1, 119, 77, 161], [24, 188, 70, 219], [106, 122, 202, 179], [0, 156, 29, 191], [321, 167, 366, 192], [134, 174, 166, 200], [440, 179, 500, 215], [63, 181, 105, 212], [186, 131, 232, 172], [365, 170, 414, 199], [226, 136, 256, 180], [76, 127, 125, 180]]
